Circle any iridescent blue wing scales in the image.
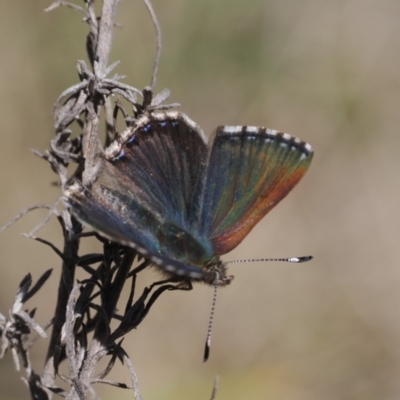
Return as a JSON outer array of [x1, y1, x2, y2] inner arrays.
[[199, 126, 313, 255]]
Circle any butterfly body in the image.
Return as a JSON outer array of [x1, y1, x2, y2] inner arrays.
[[64, 111, 313, 285]]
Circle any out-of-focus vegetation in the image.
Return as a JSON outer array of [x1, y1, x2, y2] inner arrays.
[[1, 1, 400, 399]]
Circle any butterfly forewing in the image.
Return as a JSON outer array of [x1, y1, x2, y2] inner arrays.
[[200, 126, 313, 255], [65, 113, 213, 267], [103, 113, 209, 224]]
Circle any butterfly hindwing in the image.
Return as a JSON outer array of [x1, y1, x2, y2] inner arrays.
[[65, 181, 162, 255], [200, 126, 313, 255]]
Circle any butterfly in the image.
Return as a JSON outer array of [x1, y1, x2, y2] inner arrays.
[[64, 111, 313, 286]]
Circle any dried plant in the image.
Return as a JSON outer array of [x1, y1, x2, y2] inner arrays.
[[0, 1, 219, 399]]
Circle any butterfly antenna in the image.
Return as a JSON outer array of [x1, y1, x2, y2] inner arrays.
[[226, 255, 313, 264], [203, 284, 218, 362]]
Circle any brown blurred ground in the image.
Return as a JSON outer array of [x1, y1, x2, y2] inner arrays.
[[1, 0, 400, 399]]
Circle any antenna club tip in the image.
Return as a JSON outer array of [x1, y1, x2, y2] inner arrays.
[[203, 344, 210, 363], [290, 255, 313, 263]]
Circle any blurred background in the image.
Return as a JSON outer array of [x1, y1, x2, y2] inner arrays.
[[0, 0, 399, 399]]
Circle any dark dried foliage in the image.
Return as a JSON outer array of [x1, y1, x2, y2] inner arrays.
[[0, 1, 217, 399]]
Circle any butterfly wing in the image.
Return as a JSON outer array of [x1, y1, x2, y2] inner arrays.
[[65, 112, 215, 275], [199, 126, 313, 255], [65, 182, 209, 280], [101, 112, 209, 226]]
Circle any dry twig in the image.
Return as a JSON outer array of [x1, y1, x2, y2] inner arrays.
[[1, 1, 209, 399]]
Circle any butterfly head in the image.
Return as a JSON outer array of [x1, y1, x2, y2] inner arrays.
[[202, 259, 234, 287]]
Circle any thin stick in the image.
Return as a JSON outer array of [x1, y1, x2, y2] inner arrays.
[[0, 204, 53, 234], [96, 0, 118, 76], [142, 0, 162, 90], [209, 375, 220, 400], [124, 354, 143, 400], [26, 198, 62, 238]]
